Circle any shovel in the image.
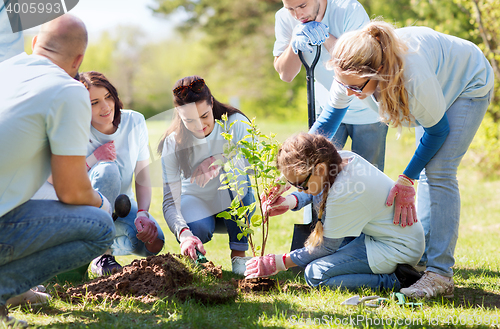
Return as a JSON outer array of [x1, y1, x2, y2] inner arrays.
[[290, 46, 322, 269]]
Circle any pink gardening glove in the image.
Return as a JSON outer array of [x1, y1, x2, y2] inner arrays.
[[134, 211, 158, 244], [262, 195, 298, 219], [179, 229, 206, 260], [94, 141, 116, 161], [386, 174, 418, 227], [244, 254, 287, 279], [264, 179, 291, 205], [190, 156, 222, 188]]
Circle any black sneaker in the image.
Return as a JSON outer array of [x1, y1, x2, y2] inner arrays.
[[395, 264, 423, 289], [90, 254, 122, 276]]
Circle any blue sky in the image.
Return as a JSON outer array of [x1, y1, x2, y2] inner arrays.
[[25, 0, 182, 41]]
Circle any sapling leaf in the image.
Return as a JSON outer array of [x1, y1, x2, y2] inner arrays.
[[250, 215, 262, 227], [231, 197, 240, 209], [217, 211, 231, 219]]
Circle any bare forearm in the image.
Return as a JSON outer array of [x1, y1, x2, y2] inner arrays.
[[135, 183, 152, 211], [51, 154, 102, 207], [274, 47, 302, 82], [323, 33, 337, 55]]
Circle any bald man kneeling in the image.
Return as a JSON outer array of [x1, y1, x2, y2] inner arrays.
[[0, 14, 115, 326]]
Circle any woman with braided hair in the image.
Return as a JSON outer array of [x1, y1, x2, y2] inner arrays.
[[245, 133, 424, 291]]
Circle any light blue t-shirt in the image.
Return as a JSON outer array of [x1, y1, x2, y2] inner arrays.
[[162, 112, 250, 201], [324, 151, 425, 273], [88, 110, 150, 198], [274, 0, 380, 124], [0, 53, 91, 217], [329, 26, 495, 128], [0, 0, 24, 62]]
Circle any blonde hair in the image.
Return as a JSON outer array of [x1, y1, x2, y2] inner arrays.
[[328, 20, 412, 128], [277, 133, 343, 250]]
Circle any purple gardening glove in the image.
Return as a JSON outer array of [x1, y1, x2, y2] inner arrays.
[[386, 174, 418, 227], [190, 156, 222, 188], [135, 211, 158, 244], [244, 254, 287, 279]]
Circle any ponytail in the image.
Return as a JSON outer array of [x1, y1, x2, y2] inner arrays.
[[329, 19, 413, 128]]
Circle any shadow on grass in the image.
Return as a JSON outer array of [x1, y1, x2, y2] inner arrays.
[[451, 267, 500, 309]]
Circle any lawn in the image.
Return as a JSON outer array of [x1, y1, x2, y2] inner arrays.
[[7, 119, 500, 328]]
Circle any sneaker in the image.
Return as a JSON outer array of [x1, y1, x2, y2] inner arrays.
[[231, 256, 252, 276], [6, 288, 51, 307], [90, 254, 122, 276], [394, 264, 423, 289], [1, 305, 28, 328], [400, 271, 454, 299]]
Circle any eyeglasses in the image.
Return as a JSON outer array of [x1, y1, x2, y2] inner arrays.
[[173, 79, 205, 98], [287, 172, 312, 191], [335, 78, 370, 94]]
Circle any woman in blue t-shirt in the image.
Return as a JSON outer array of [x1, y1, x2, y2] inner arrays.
[[158, 75, 254, 275], [308, 20, 494, 298]]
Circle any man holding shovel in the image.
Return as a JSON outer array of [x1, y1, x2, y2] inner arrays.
[[273, 0, 387, 170]]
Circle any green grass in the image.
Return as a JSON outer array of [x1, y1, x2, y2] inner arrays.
[[7, 120, 500, 328]]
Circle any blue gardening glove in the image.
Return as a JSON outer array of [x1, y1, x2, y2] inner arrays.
[[291, 33, 313, 54], [293, 21, 329, 47]]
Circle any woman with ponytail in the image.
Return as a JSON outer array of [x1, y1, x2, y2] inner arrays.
[[159, 75, 254, 275], [307, 20, 494, 298], [245, 133, 425, 291]]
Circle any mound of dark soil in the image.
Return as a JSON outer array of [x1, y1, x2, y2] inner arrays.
[[56, 253, 235, 305]]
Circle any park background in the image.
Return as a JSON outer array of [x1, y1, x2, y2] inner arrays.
[[15, 0, 500, 327]]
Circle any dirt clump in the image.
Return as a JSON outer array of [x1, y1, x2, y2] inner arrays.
[[56, 253, 236, 305], [233, 277, 278, 293]]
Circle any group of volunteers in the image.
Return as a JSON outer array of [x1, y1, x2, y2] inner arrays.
[[0, 0, 494, 324]]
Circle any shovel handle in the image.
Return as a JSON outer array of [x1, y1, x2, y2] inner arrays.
[[298, 45, 321, 129]]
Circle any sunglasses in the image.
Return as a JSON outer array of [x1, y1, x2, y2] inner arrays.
[[287, 171, 312, 191], [336, 78, 370, 94], [173, 79, 205, 98]]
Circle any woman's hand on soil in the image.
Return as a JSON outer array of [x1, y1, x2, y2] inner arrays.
[[179, 230, 206, 260], [244, 254, 286, 279]]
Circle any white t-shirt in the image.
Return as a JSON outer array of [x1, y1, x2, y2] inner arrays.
[[329, 26, 495, 128], [324, 151, 425, 273], [0, 1, 24, 63], [0, 53, 91, 217], [88, 110, 150, 198], [161, 113, 250, 202], [274, 0, 380, 125]]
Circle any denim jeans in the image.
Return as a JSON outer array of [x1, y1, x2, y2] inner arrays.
[[415, 91, 492, 277], [180, 188, 255, 251], [290, 235, 400, 290], [332, 122, 388, 171], [90, 162, 165, 257], [0, 200, 114, 305]]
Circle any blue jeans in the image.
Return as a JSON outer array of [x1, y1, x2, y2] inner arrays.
[[332, 122, 388, 171], [181, 189, 255, 251], [290, 235, 400, 290], [415, 91, 492, 277], [90, 162, 165, 257], [0, 200, 114, 305], [303, 122, 388, 223]]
